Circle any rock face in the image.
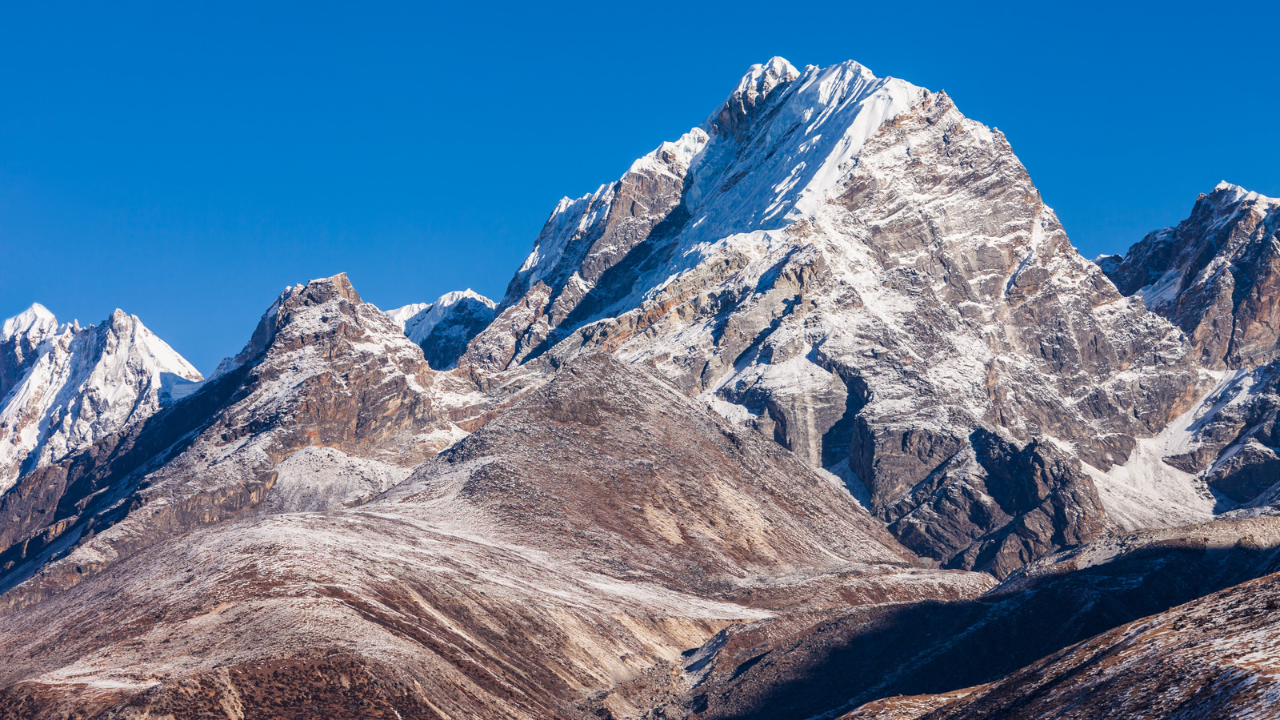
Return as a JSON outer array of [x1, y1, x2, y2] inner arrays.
[[387, 289, 496, 370], [463, 57, 1199, 574], [0, 274, 474, 614], [0, 304, 203, 494], [1102, 182, 1280, 370], [0, 354, 990, 719], [1101, 185, 1280, 514]]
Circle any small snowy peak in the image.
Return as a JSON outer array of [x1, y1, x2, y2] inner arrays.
[[712, 57, 801, 138], [2, 303, 62, 401], [628, 127, 709, 178], [1209, 181, 1280, 209], [385, 302, 432, 330], [1, 303, 58, 343], [388, 289, 495, 347]]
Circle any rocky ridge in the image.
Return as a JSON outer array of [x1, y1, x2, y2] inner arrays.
[[0, 274, 476, 614]]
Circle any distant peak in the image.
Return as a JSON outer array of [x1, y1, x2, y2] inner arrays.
[[435, 288, 495, 309], [289, 272, 363, 307], [1208, 181, 1278, 209], [2, 303, 58, 342]]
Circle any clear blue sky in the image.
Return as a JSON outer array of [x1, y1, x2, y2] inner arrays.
[[2, 1, 1276, 374]]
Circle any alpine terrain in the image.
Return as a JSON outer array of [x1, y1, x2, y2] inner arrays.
[[0, 57, 1277, 719]]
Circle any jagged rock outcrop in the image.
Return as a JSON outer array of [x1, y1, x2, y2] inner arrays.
[[387, 289, 496, 370], [462, 57, 1200, 573], [1101, 182, 1280, 370], [0, 274, 475, 613], [0, 304, 202, 494], [0, 354, 990, 719]]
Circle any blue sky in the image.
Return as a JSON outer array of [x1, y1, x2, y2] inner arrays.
[[2, 1, 1276, 374]]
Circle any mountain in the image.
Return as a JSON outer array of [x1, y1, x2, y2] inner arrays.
[[388, 289, 496, 370], [463, 57, 1201, 576], [0, 304, 202, 494], [1100, 185, 1280, 516], [924, 547, 1280, 719], [0, 353, 989, 718], [0, 274, 476, 613], [1101, 182, 1280, 370], [2, 56, 1277, 720]]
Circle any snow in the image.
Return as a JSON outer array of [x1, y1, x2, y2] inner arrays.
[[1084, 371, 1252, 531], [1, 302, 57, 343], [385, 290, 494, 346], [0, 308, 204, 493], [265, 446, 414, 513]]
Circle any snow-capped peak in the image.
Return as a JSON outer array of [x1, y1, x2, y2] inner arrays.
[[387, 289, 495, 346], [1210, 181, 1279, 210], [2, 302, 58, 343], [729, 56, 799, 110], [0, 308, 203, 492]]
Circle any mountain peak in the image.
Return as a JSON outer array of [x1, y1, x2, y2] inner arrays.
[[712, 56, 802, 139], [291, 272, 362, 307], [1, 303, 57, 343]]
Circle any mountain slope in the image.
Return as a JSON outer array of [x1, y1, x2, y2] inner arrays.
[[1100, 185, 1280, 515], [0, 274, 475, 614], [598, 517, 1280, 720], [0, 305, 202, 493], [463, 57, 1201, 575], [926, 562, 1280, 719]]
